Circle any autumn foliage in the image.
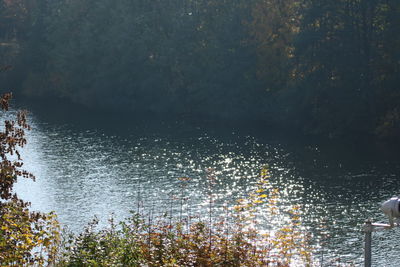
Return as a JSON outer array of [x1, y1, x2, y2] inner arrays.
[[0, 93, 60, 266], [58, 168, 313, 266]]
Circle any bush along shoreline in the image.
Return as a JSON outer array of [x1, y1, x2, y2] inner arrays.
[[0, 93, 60, 266], [57, 168, 313, 266]]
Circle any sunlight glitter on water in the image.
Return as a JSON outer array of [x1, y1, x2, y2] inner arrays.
[[8, 110, 400, 266]]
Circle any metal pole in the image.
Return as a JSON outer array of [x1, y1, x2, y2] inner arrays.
[[364, 220, 372, 267]]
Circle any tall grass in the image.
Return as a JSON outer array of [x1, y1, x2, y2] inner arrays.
[[57, 167, 313, 266]]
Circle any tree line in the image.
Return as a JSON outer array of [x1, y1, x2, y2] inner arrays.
[[1, 0, 399, 139]]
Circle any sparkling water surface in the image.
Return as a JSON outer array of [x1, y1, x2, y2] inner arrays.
[[10, 106, 400, 266]]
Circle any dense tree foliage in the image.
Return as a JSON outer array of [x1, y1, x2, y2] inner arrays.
[[0, 93, 59, 265], [17, 0, 260, 119], [293, 0, 400, 137], [1, 0, 400, 139]]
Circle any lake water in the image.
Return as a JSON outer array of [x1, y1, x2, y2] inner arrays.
[[10, 104, 400, 266]]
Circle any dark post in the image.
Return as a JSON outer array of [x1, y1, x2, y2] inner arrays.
[[364, 220, 372, 267]]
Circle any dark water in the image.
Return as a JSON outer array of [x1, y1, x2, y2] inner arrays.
[[10, 105, 400, 266]]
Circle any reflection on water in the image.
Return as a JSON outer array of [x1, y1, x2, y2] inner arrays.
[[10, 108, 400, 266]]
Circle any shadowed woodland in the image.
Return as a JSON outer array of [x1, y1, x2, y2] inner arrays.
[[1, 0, 400, 138]]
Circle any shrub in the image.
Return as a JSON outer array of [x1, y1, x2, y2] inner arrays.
[[0, 93, 60, 266], [58, 168, 313, 266]]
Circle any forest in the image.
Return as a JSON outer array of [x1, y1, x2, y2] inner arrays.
[[1, 0, 399, 140]]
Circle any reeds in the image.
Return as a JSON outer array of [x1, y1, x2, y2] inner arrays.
[[57, 167, 314, 266]]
